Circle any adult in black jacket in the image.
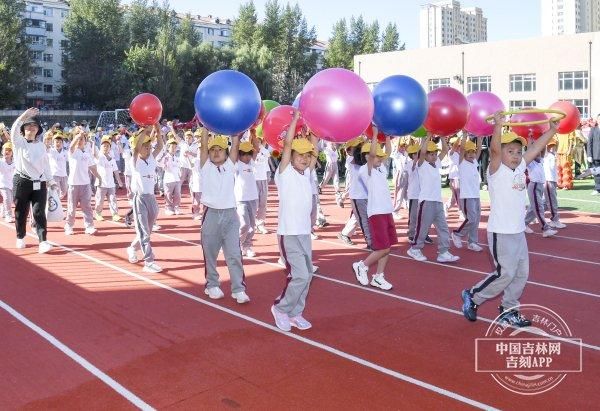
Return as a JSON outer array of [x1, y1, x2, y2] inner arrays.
[[587, 114, 600, 195]]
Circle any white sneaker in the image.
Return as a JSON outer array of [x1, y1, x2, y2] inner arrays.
[[85, 226, 97, 235], [174, 207, 181, 215], [407, 247, 427, 261], [143, 262, 162, 273], [204, 286, 225, 299], [542, 228, 558, 238], [524, 226, 534, 234], [591, 190, 600, 196], [467, 243, 483, 252], [451, 231, 463, 248], [311, 265, 319, 273], [352, 261, 369, 285], [277, 257, 286, 267], [127, 246, 138, 263], [256, 225, 269, 234], [165, 209, 174, 216], [549, 221, 566, 229], [437, 251, 460, 263], [289, 314, 312, 330], [271, 305, 291, 332], [310, 232, 319, 240], [4, 216, 14, 223], [38, 241, 52, 254], [232, 291, 250, 304], [371, 273, 393, 290], [64, 225, 74, 235], [15, 238, 26, 249], [152, 224, 161, 232], [245, 248, 256, 258]]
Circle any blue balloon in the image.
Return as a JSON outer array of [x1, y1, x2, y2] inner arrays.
[[194, 70, 262, 135], [372, 75, 428, 136], [292, 92, 301, 109]]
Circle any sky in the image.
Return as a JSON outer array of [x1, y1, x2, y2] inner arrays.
[[159, 0, 542, 48]]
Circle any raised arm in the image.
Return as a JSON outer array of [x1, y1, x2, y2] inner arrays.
[[11, 107, 39, 145], [132, 127, 149, 163], [417, 133, 430, 166], [151, 124, 164, 158], [367, 126, 379, 175], [309, 132, 318, 170], [439, 135, 449, 161], [279, 109, 301, 173], [250, 128, 260, 161], [524, 120, 559, 165], [229, 134, 240, 163], [459, 133, 468, 163], [200, 127, 209, 167], [475, 135, 483, 159], [70, 131, 83, 154], [384, 134, 391, 156], [488, 111, 505, 175]]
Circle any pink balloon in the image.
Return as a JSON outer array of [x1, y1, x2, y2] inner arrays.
[[299, 68, 374, 142], [510, 110, 550, 140], [465, 92, 505, 137], [423, 87, 469, 136]]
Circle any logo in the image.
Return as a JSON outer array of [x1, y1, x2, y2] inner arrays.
[[475, 304, 582, 395], [512, 173, 526, 191], [48, 195, 59, 212]]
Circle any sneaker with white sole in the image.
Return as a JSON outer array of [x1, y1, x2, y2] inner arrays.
[[127, 246, 138, 263], [256, 225, 269, 234], [338, 233, 354, 245], [15, 238, 26, 249], [542, 228, 557, 238], [204, 286, 225, 299], [165, 209, 175, 216], [370, 273, 393, 290], [352, 261, 369, 285], [289, 314, 312, 330], [64, 225, 74, 235], [232, 291, 250, 304], [548, 220, 566, 229], [467, 243, 483, 252], [152, 224, 161, 232], [245, 248, 256, 258], [451, 231, 463, 249], [38, 241, 52, 254], [437, 251, 460, 263], [591, 190, 600, 196], [277, 257, 286, 267], [271, 305, 291, 331], [85, 226, 97, 235], [311, 265, 319, 273], [143, 262, 163, 273], [310, 232, 319, 240], [112, 214, 122, 222], [524, 226, 534, 234], [174, 207, 181, 215], [407, 247, 427, 261]]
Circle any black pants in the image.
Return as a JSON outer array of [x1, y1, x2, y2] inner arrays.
[[13, 174, 47, 241], [594, 160, 600, 191]]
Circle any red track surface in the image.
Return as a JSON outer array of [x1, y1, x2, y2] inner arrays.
[[1, 185, 599, 409]]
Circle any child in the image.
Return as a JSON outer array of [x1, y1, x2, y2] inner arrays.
[[122, 135, 134, 202], [235, 137, 259, 257], [318, 141, 340, 197], [451, 136, 483, 251], [158, 138, 182, 215], [407, 135, 459, 263], [444, 136, 462, 217], [178, 130, 198, 201], [126, 125, 163, 273], [272, 110, 318, 331], [352, 129, 395, 290], [0, 142, 16, 222], [48, 132, 68, 199], [199, 128, 249, 304], [543, 140, 566, 229], [461, 113, 559, 327], [524, 145, 557, 237], [65, 130, 102, 235], [391, 138, 409, 219], [253, 136, 271, 234], [94, 135, 123, 222], [189, 145, 203, 220], [406, 143, 425, 243]]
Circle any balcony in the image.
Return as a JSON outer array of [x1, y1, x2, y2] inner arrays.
[[25, 26, 47, 36], [29, 42, 46, 52]]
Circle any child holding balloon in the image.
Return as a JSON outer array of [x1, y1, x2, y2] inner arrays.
[[524, 147, 557, 238], [543, 140, 566, 229], [444, 136, 462, 218], [158, 138, 182, 215], [461, 112, 560, 327], [199, 128, 250, 304], [405, 143, 432, 245], [189, 145, 203, 221], [352, 128, 395, 291], [235, 135, 260, 257]]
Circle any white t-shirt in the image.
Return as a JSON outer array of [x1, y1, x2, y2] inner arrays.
[[487, 159, 527, 234], [68, 149, 94, 186], [310, 169, 318, 195], [253, 146, 270, 181], [200, 158, 236, 209], [48, 147, 68, 177], [0, 159, 16, 189], [448, 151, 460, 179], [235, 160, 258, 202], [406, 159, 420, 200], [179, 141, 199, 169], [418, 159, 442, 202], [191, 158, 201, 193], [359, 164, 394, 217], [95, 153, 118, 188], [123, 148, 133, 177], [527, 159, 546, 184], [275, 165, 313, 235], [111, 141, 122, 162], [323, 146, 338, 164], [391, 151, 407, 175], [458, 159, 481, 199], [347, 163, 367, 200], [543, 153, 557, 183], [131, 155, 157, 195], [159, 153, 180, 184]]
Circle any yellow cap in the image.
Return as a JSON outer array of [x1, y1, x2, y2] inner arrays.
[[406, 144, 420, 154], [449, 136, 460, 145], [208, 136, 229, 150], [464, 140, 477, 151], [52, 131, 64, 140], [130, 131, 152, 147], [501, 131, 527, 146], [345, 136, 365, 148], [291, 138, 317, 156], [100, 135, 112, 145], [3, 142, 13, 151], [166, 138, 178, 146], [239, 141, 254, 153], [426, 141, 440, 152], [184, 130, 193, 136], [194, 129, 202, 137], [361, 142, 388, 157], [547, 139, 557, 147], [166, 131, 175, 138]]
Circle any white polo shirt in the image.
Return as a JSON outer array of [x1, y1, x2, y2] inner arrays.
[[323, 146, 338, 164], [131, 155, 157, 195], [448, 151, 460, 179], [200, 158, 236, 209], [418, 159, 442, 203], [123, 148, 133, 177], [275, 165, 312, 235], [347, 163, 367, 200], [179, 141, 199, 169], [487, 159, 527, 234], [235, 159, 258, 202], [95, 153, 118, 188], [543, 152, 557, 183], [253, 146, 270, 181], [0, 159, 15, 189], [191, 158, 202, 193], [406, 159, 420, 200], [458, 159, 481, 199], [48, 147, 68, 177], [159, 153, 180, 184], [359, 164, 394, 217], [68, 149, 94, 186], [527, 159, 546, 184]]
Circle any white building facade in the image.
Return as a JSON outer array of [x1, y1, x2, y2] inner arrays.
[[355, 32, 598, 120], [541, 0, 600, 36], [419, 0, 487, 48], [175, 13, 233, 48]]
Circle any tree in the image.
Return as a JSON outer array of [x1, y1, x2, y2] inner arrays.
[[324, 19, 351, 69], [349, 15, 366, 57], [177, 14, 201, 48], [232, 1, 258, 48], [381, 22, 405, 52], [0, 0, 32, 107], [362, 20, 380, 54], [125, 0, 161, 48], [260, 0, 283, 52]]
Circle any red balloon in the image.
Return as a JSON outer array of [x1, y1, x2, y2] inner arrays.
[[252, 102, 266, 128], [262, 105, 305, 150], [130, 93, 162, 126], [549, 101, 581, 134], [423, 87, 470, 136], [510, 110, 549, 140], [364, 123, 386, 143]]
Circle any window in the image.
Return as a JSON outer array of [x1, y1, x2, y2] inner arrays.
[[558, 71, 588, 90], [43, 69, 53, 78], [43, 53, 53, 62], [467, 75, 491, 92], [60, 39, 69, 48], [566, 99, 589, 118], [46, 23, 53, 32], [44, 84, 53, 93], [207, 28, 215, 35], [509, 100, 536, 110], [44, 7, 53, 16], [46, 38, 53, 47], [428, 78, 450, 91], [510, 73, 536, 92], [61, 10, 69, 18], [33, 67, 43, 76], [28, 82, 43, 92], [221, 29, 229, 37], [30, 51, 42, 60]]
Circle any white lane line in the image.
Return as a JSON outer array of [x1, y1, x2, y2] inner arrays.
[[0, 299, 154, 410]]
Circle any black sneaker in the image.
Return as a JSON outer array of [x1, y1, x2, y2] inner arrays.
[[461, 289, 478, 321], [408, 236, 414, 242], [498, 306, 532, 327], [338, 233, 354, 245], [124, 215, 133, 228], [425, 236, 434, 244]]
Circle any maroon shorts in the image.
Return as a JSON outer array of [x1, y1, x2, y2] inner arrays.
[[368, 213, 398, 250]]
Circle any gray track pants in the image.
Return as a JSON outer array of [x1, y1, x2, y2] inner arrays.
[[411, 200, 450, 253], [274, 234, 313, 317], [525, 182, 549, 231], [66, 184, 93, 228], [130, 193, 159, 263], [238, 199, 257, 250], [453, 198, 481, 245]]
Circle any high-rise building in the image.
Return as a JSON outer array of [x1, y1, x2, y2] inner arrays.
[[541, 0, 600, 36], [419, 1, 487, 48]]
